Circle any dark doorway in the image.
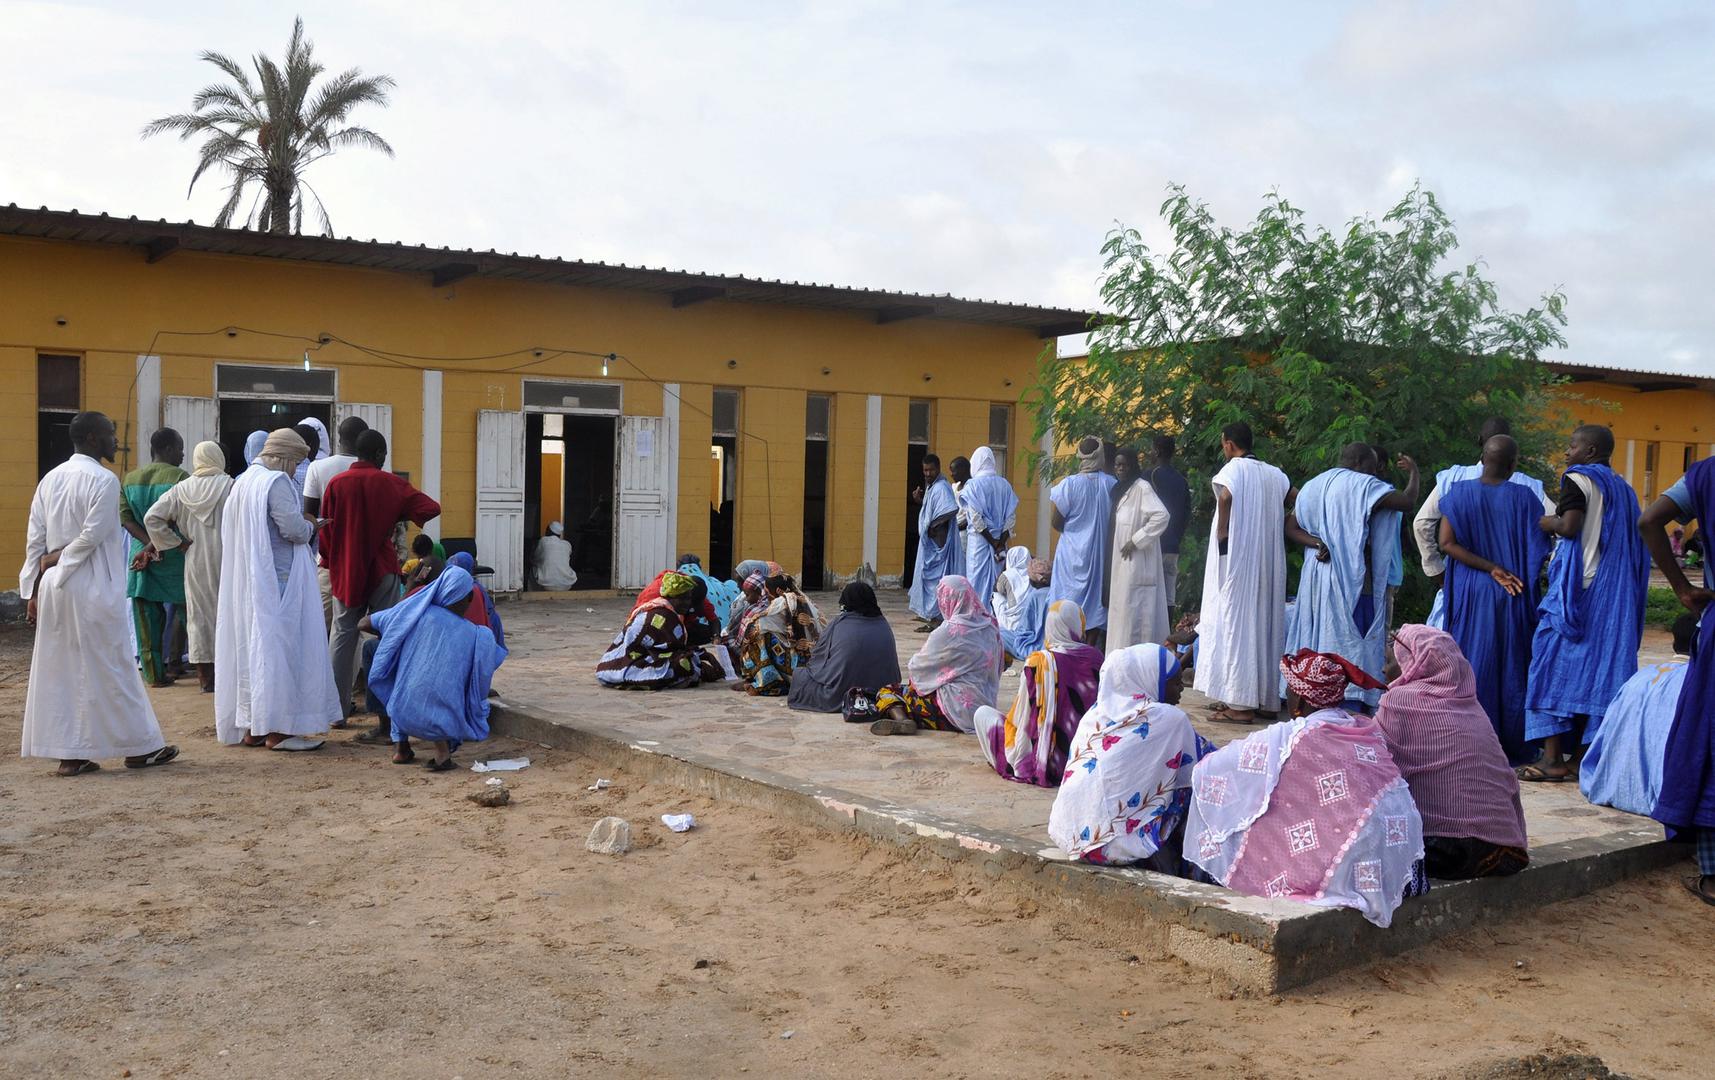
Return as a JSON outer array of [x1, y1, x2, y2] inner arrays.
[[902, 444, 927, 589], [802, 394, 830, 588], [709, 388, 740, 579], [526, 412, 616, 590], [217, 401, 334, 476]]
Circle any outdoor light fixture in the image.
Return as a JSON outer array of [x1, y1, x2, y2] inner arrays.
[[226, 328, 238, 337], [302, 349, 311, 371], [604, 352, 615, 377], [726, 358, 738, 369], [54, 316, 67, 326]]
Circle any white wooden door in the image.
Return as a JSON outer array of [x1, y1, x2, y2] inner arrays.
[[340, 402, 393, 452], [476, 410, 526, 593], [162, 396, 217, 455], [617, 415, 672, 589]]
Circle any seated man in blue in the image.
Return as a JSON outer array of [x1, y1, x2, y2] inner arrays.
[[360, 564, 507, 772], [1580, 614, 1697, 817]]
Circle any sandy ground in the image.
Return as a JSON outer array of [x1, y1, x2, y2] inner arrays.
[[2, 623, 1713, 1079]]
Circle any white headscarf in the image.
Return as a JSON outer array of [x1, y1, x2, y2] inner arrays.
[[298, 416, 330, 461], [1043, 599, 1086, 651], [548, 521, 565, 536], [970, 445, 999, 478], [174, 441, 234, 527], [1093, 643, 1180, 721]]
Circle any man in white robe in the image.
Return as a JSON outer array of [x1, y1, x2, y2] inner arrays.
[[1194, 421, 1292, 721], [1412, 417, 1552, 629], [1107, 446, 1172, 652], [1284, 443, 1420, 709], [534, 521, 579, 590], [215, 428, 341, 750], [1050, 436, 1118, 647], [20, 412, 177, 775]]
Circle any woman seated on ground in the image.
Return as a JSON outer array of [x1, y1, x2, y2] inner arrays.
[[999, 557, 1052, 663], [360, 564, 507, 771], [1185, 650, 1427, 928], [1579, 613, 1698, 818], [974, 600, 1105, 785], [870, 575, 1002, 736], [1374, 625, 1529, 879], [677, 554, 739, 633], [726, 572, 766, 637], [1048, 644, 1215, 868], [596, 572, 721, 690], [788, 581, 900, 713], [992, 546, 1031, 630], [734, 574, 822, 695]]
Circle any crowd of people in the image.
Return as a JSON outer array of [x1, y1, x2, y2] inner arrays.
[[20, 405, 1711, 921], [21, 411, 505, 776], [595, 415, 1714, 923]]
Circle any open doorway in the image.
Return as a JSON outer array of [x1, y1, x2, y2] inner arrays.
[[802, 394, 830, 589], [709, 388, 740, 579], [218, 400, 333, 476], [901, 399, 931, 590], [526, 411, 616, 589]]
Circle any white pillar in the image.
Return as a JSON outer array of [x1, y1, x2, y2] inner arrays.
[[663, 382, 681, 558], [1623, 439, 1636, 487], [1036, 426, 1054, 556], [133, 354, 161, 469], [862, 394, 881, 569], [421, 370, 443, 540]]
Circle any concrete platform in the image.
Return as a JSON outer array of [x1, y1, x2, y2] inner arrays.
[[487, 591, 1687, 991]]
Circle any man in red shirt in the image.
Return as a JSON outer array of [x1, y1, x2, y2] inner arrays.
[[321, 430, 441, 718]]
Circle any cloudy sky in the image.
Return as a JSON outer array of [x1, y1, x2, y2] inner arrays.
[[4, 1, 1711, 373]]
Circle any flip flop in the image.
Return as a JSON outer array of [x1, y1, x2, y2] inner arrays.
[[124, 745, 179, 769], [57, 760, 100, 777], [1515, 764, 1570, 783], [269, 737, 325, 753], [354, 729, 395, 746], [424, 758, 457, 772], [1686, 876, 1715, 908]]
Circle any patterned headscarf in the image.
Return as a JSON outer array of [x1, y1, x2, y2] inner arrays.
[[1281, 648, 1382, 708], [659, 571, 696, 598], [1043, 600, 1086, 651]]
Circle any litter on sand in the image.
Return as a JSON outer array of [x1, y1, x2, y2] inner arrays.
[[587, 816, 632, 855], [485, 777, 505, 787], [472, 758, 530, 772], [587, 779, 612, 791], [661, 813, 696, 833]]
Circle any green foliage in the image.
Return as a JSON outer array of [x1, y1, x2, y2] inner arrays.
[[1647, 586, 1688, 630], [1031, 184, 1571, 613], [142, 17, 395, 236]]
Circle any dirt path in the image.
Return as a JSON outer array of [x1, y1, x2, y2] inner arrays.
[[1, 623, 1711, 1079]]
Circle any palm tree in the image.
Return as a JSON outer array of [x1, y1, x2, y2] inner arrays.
[[142, 17, 395, 235]]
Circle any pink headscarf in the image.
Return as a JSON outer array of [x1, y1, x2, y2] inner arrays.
[[907, 575, 1002, 733], [1373, 625, 1527, 849], [1282, 648, 1383, 709]]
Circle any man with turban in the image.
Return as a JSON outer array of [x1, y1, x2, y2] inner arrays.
[[533, 520, 578, 590]]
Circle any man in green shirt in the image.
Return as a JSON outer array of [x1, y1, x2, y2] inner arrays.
[[122, 428, 188, 686]]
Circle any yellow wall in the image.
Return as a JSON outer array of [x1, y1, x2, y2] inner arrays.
[[1560, 381, 1711, 504], [2, 235, 1051, 584]]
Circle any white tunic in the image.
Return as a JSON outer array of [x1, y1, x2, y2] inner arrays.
[[214, 464, 342, 742], [144, 474, 232, 664], [1193, 455, 1290, 711], [533, 534, 578, 590], [1106, 479, 1172, 652], [20, 454, 165, 760]]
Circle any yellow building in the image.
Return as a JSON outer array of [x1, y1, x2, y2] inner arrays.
[[1547, 360, 1714, 506], [2, 206, 1091, 593]]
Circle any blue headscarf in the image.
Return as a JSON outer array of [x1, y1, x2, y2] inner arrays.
[[243, 429, 268, 466], [446, 551, 504, 649], [368, 565, 506, 745], [679, 560, 739, 631]]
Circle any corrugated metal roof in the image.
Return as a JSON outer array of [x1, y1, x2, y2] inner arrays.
[[0, 204, 1098, 338]]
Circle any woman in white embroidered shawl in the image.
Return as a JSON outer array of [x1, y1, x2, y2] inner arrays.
[[143, 440, 233, 693], [1184, 650, 1427, 927], [1049, 644, 1215, 868], [215, 428, 341, 751], [870, 575, 1003, 736], [1107, 446, 1173, 652]]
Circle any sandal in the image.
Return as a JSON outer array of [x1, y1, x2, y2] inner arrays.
[[1686, 876, 1715, 908], [425, 757, 457, 772], [1515, 764, 1570, 783], [392, 749, 417, 765], [869, 718, 918, 736], [57, 760, 100, 777], [124, 745, 179, 769]]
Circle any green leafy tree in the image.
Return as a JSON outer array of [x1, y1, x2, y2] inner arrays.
[[1032, 184, 1570, 618], [142, 17, 395, 235]]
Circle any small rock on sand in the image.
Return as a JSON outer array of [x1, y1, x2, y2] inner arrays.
[[467, 787, 511, 808], [587, 816, 632, 855]]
